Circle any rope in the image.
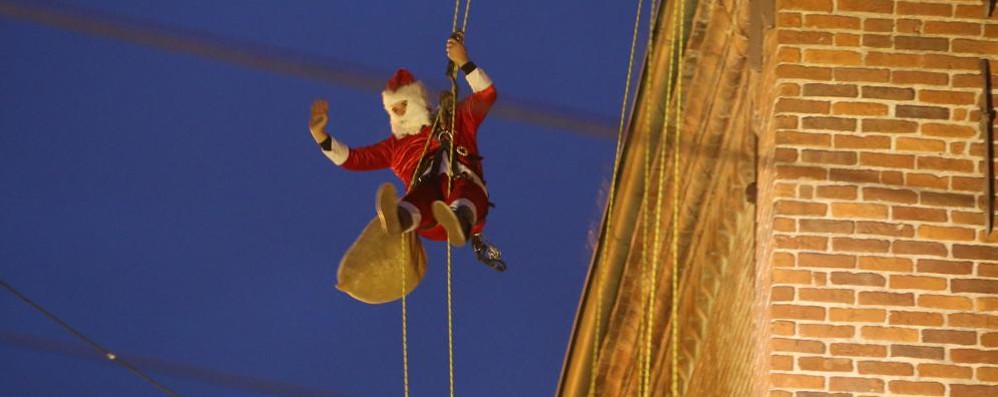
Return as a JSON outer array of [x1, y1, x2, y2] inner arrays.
[[639, 0, 662, 393], [669, 1, 686, 394], [401, 238, 410, 397], [0, 278, 181, 397], [590, 0, 645, 395]]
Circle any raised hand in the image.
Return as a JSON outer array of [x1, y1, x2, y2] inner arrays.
[[309, 99, 330, 143]]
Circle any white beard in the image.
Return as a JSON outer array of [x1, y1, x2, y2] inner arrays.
[[389, 104, 431, 137]]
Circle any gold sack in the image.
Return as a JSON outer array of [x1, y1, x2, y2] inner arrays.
[[336, 218, 427, 304]]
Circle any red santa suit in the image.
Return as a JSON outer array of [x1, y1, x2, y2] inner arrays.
[[320, 65, 496, 241]]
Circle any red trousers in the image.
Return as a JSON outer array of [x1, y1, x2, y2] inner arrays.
[[401, 173, 489, 241]]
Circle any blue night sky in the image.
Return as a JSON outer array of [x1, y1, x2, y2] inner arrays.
[[1, 1, 645, 396]]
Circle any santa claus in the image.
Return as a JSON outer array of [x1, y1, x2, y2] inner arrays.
[[309, 38, 496, 247]]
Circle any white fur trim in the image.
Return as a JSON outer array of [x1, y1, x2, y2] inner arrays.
[[450, 199, 477, 222], [382, 81, 429, 111], [321, 135, 349, 165], [398, 200, 421, 233], [465, 68, 492, 93]]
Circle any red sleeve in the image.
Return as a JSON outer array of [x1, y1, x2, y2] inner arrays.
[[342, 137, 394, 171], [457, 85, 497, 133]]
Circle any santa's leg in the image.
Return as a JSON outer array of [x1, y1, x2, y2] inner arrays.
[[386, 177, 444, 235], [432, 175, 489, 246]]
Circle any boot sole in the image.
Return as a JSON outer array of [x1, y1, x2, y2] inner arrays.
[[376, 183, 401, 235], [432, 201, 467, 247]]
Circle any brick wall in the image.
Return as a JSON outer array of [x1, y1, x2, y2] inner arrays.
[[765, 0, 998, 396]]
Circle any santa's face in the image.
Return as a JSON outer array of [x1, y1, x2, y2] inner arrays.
[[387, 98, 430, 138]]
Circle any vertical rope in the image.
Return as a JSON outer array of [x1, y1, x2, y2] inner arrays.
[[446, 244, 455, 397], [670, 1, 687, 394], [590, 0, 644, 394], [401, 237, 410, 397], [639, 0, 662, 393]]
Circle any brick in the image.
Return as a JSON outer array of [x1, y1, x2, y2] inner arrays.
[[954, 73, 998, 88], [774, 218, 796, 233], [981, 263, 998, 278], [905, 173, 949, 190], [803, 84, 857, 98], [775, 115, 799, 129], [891, 205, 947, 222], [778, 30, 835, 45], [769, 392, 791, 397], [891, 71, 949, 86], [828, 377, 883, 393], [861, 119, 918, 133], [777, 12, 802, 28], [777, 65, 833, 80], [919, 364, 973, 379], [773, 320, 795, 336], [777, 131, 832, 146], [895, 36, 949, 52], [952, 176, 987, 192], [918, 226, 976, 241], [862, 187, 917, 204], [925, 21, 980, 36], [778, 165, 828, 180], [924, 122, 977, 138], [772, 354, 793, 370], [951, 384, 998, 397], [772, 286, 794, 302], [897, 105, 950, 120], [815, 185, 856, 200], [803, 14, 860, 30], [804, 49, 862, 65], [953, 39, 998, 56], [832, 101, 888, 116], [799, 357, 853, 372], [830, 343, 885, 357], [860, 152, 916, 169], [889, 311, 944, 326], [833, 134, 890, 149], [896, 137, 947, 153], [861, 86, 914, 100], [777, 0, 833, 12], [800, 323, 855, 338], [863, 18, 892, 32], [892, 344, 944, 360], [833, 67, 890, 83], [798, 252, 855, 268], [862, 34, 892, 48], [833, 238, 889, 253], [772, 304, 825, 321], [859, 291, 913, 306], [775, 235, 827, 250], [855, 222, 914, 238], [952, 349, 998, 364], [775, 200, 827, 216], [949, 313, 998, 330], [858, 361, 913, 376], [772, 338, 825, 354], [795, 393, 850, 397], [919, 90, 977, 105], [831, 271, 887, 287], [918, 258, 974, 274], [953, 245, 998, 260], [829, 168, 880, 184], [774, 269, 813, 285], [834, 32, 860, 47], [778, 47, 801, 63], [891, 275, 948, 291], [771, 373, 824, 390], [892, 240, 948, 257], [924, 192, 977, 208], [923, 54, 981, 71], [859, 256, 912, 272], [952, 278, 998, 294], [831, 203, 887, 219], [919, 295, 973, 311], [954, 4, 988, 18], [802, 117, 856, 131], [922, 329, 977, 345], [918, 157, 975, 173], [799, 288, 854, 304], [984, 332, 998, 347], [776, 98, 830, 114], [774, 251, 795, 267], [801, 149, 856, 165], [978, 367, 998, 382], [830, 308, 886, 323], [979, 297, 998, 311], [896, 19, 922, 34], [838, 0, 892, 14], [888, 381, 944, 396], [897, 2, 952, 17], [799, 219, 854, 234], [866, 52, 922, 68]]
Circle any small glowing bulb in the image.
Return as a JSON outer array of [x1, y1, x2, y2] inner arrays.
[[106, 353, 117, 360]]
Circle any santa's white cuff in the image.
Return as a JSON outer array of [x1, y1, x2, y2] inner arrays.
[[450, 198, 477, 222], [321, 136, 349, 165], [398, 201, 421, 233], [465, 68, 492, 93]]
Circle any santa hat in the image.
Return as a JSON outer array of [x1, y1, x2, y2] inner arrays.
[[382, 68, 429, 112]]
